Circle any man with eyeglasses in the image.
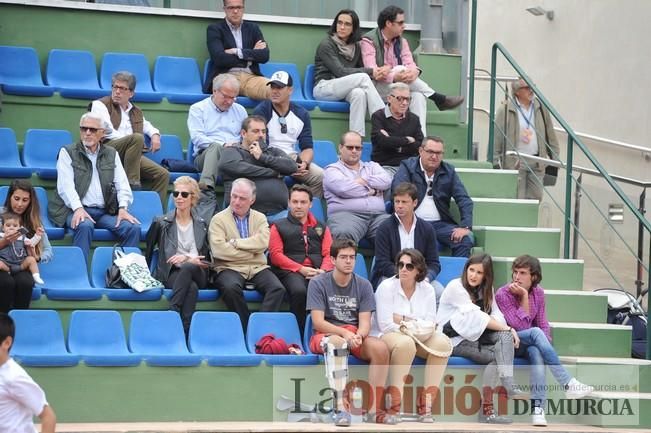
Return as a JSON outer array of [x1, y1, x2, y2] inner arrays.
[[218, 115, 297, 217], [48, 113, 141, 263], [361, 5, 464, 136], [253, 71, 323, 198], [188, 73, 248, 196], [205, 0, 270, 99], [371, 82, 424, 178], [88, 71, 169, 207], [371, 182, 441, 290], [323, 131, 391, 244], [392, 136, 474, 257]]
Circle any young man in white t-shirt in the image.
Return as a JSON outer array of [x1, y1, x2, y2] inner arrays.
[[0, 313, 56, 433]]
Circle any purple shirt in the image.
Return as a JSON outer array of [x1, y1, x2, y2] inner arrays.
[[323, 159, 391, 215], [495, 284, 551, 341]]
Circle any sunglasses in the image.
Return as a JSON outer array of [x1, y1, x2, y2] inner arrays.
[[427, 180, 433, 196], [390, 94, 411, 104], [172, 191, 193, 198], [278, 116, 288, 134], [343, 145, 362, 151], [80, 126, 101, 133], [397, 261, 415, 271]]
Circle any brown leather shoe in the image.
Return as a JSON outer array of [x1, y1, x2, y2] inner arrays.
[[436, 95, 464, 110]]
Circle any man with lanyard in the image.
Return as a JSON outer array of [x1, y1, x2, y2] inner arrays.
[[493, 78, 560, 200]]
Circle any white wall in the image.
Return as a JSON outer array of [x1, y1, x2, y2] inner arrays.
[[473, 0, 651, 291]]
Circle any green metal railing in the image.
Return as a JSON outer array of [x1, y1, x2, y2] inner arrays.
[[486, 42, 651, 358]]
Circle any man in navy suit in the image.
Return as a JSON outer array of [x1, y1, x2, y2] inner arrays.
[[206, 0, 270, 100]]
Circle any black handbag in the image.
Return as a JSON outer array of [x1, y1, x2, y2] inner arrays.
[[105, 245, 129, 288]]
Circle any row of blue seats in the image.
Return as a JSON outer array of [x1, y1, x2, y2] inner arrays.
[[28, 244, 466, 302], [0, 187, 161, 241], [0, 46, 349, 111], [10, 309, 529, 369], [0, 126, 370, 183]]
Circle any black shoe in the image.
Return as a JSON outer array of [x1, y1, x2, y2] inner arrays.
[[478, 409, 513, 424], [436, 95, 464, 110]]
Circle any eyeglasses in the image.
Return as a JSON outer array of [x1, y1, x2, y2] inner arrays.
[[427, 180, 433, 196], [172, 191, 193, 198], [278, 116, 288, 134], [336, 20, 353, 27], [216, 89, 237, 101], [112, 84, 131, 92], [393, 20, 405, 25], [343, 145, 362, 151], [79, 126, 101, 134], [225, 5, 243, 11], [422, 148, 444, 157], [397, 261, 415, 271], [390, 94, 411, 104]]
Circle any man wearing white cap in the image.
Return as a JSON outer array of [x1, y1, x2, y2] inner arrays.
[[253, 71, 324, 197]]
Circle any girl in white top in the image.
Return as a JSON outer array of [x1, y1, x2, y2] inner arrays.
[[371, 249, 450, 422], [437, 253, 523, 424]]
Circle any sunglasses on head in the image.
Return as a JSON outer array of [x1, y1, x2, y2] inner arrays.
[[278, 116, 288, 134], [172, 191, 192, 198], [397, 261, 415, 271]]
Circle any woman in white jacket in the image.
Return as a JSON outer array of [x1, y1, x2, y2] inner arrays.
[[437, 253, 524, 424], [371, 249, 451, 423]]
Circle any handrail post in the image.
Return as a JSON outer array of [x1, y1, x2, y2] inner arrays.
[[636, 188, 646, 298], [487, 45, 498, 164], [572, 173, 582, 259], [466, 0, 477, 159], [564, 136, 574, 259]]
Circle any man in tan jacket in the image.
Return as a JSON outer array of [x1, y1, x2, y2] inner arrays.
[[209, 177, 286, 331]]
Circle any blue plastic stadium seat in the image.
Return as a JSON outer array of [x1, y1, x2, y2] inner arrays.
[[129, 311, 202, 366], [310, 198, 325, 223], [100, 52, 163, 103], [153, 56, 205, 104], [259, 63, 317, 111], [202, 59, 256, 108], [40, 246, 103, 300], [144, 134, 198, 181], [246, 312, 318, 365], [303, 64, 350, 112], [436, 256, 468, 287], [188, 312, 261, 366], [46, 49, 109, 100], [361, 141, 373, 162], [0, 46, 54, 96], [8, 310, 80, 366], [312, 140, 339, 168], [68, 310, 142, 366], [354, 253, 368, 279], [91, 246, 162, 301], [22, 129, 73, 180], [0, 128, 33, 178]]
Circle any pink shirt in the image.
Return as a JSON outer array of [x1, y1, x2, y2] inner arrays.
[[361, 30, 419, 84], [495, 284, 552, 341]]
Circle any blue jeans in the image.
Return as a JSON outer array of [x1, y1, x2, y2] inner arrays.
[[429, 220, 474, 257], [67, 206, 141, 263], [516, 327, 571, 404]]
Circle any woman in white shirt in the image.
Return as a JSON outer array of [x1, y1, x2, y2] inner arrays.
[[437, 253, 523, 424], [371, 248, 451, 423]]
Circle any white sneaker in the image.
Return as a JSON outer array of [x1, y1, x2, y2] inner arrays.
[[32, 273, 45, 285], [532, 406, 547, 427], [565, 377, 594, 399]]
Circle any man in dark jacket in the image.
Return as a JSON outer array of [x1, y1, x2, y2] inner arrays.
[[392, 137, 474, 257], [218, 115, 297, 216], [205, 0, 270, 98], [268, 184, 334, 334], [371, 182, 440, 288]]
